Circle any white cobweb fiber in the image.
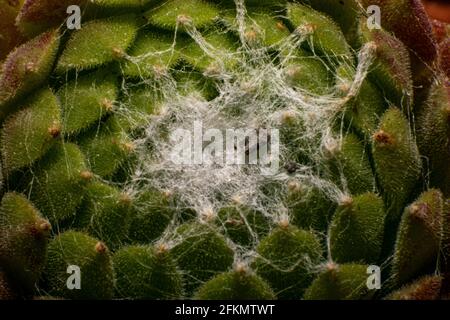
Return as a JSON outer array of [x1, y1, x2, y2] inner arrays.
[[119, 1, 375, 227], [101, 0, 383, 293]]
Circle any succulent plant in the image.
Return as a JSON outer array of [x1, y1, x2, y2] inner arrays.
[[0, 0, 449, 300]]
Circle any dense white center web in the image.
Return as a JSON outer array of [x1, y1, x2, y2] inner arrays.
[[117, 0, 375, 235]]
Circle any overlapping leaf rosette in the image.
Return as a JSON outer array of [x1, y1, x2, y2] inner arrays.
[[0, 0, 449, 300]]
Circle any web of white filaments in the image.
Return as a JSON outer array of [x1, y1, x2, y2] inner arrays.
[[110, 0, 378, 288]]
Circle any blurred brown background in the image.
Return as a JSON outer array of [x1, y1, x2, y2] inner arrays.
[[423, 0, 450, 22]]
